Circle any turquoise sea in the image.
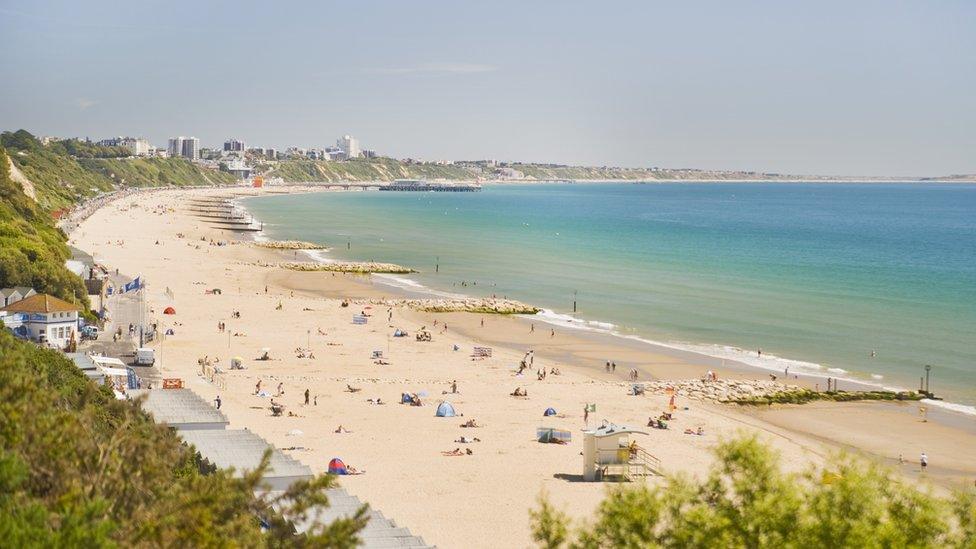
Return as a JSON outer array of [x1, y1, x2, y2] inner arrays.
[[242, 183, 976, 412]]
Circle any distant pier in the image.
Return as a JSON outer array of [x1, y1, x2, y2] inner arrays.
[[379, 179, 482, 192]]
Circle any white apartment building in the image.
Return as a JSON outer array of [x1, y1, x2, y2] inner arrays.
[[337, 135, 360, 158]]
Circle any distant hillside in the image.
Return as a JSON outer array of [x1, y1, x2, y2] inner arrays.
[[264, 157, 807, 183], [0, 130, 236, 210], [265, 157, 479, 182]]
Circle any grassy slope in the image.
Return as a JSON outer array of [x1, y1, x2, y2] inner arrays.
[[0, 146, 90, 309]]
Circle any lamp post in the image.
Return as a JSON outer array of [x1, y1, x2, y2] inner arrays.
[[924, 364, 932, 394]]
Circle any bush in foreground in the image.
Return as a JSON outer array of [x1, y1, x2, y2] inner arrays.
[[532, 434, 975, 548]]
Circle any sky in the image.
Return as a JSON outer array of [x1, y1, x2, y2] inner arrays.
[[1, 1, 974, 176]]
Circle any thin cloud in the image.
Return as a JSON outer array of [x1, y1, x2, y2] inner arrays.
[[76, 98, 98, 110], [365, 63, 498, 75]]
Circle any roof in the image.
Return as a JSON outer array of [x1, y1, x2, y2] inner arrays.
[[585, 422, 649, 438], [129, 389, 228, 428], [178, 429, 312, 480], [0, 293, 80, 313], [1, 287, 35, 298]]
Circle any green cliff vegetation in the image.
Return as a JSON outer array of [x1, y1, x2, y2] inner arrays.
[[0, 147, 90, 310], [0, 328, 367, 546], [532, 434, 975, 548], [1, 130, 235, 210], [266, 157, 478, 183]]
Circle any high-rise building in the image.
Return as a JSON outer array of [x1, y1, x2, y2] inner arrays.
[[182, 137, 200, 160], [223, 138, 246, 152], [337, 135, 360, 159], [167, 137, 185, 158], [168, 136, 200, 160]]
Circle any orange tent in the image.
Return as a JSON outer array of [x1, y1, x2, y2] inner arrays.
[[163, 306, 176, 315]]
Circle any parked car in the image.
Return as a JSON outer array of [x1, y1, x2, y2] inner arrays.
[[81, 325, 99, 340]]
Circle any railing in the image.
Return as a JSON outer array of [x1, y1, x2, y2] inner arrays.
[[595, 444, 663, 481]]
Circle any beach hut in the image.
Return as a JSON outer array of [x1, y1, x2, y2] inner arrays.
[[582, 422, 658, 481], [543, 407, 557, 417], [163, 306, 176, 315], [435, 401, 457, 417], [327, 458, 348, 475]]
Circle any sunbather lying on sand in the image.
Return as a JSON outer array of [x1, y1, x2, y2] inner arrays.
[[460, 419, 482, 428], [455, 436, 481, 443], [346, 385, 361, 393], [684, 426, 704, 436], [510, 387, 528, 397], [441, 448, 473, 456], [366, 398, 386, 405], [334, 425, 351, 433]]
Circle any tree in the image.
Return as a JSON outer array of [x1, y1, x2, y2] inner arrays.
[[532, 434, 975, 548]]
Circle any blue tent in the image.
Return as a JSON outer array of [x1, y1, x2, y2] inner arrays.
[[543, 407, 557, 417], [435, 401, 457, 417]]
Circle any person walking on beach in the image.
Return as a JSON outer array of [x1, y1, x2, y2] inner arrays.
[[550, 328, 555, 338], [606, 361, 611, 373], [530, 323, 535, 333], [584, 405, 589, 425], [612, 362, 617, 373], [214, 395, 221, 410], [304, 388, 310, 405], [276, 382, 284, 396], [255, 380, 262, 395], [451, 380, 458, 394], [481, 318, 484, 328], [920, 452, 928, 472]]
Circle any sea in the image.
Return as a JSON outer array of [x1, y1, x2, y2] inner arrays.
[[241, 182, 976, 414]]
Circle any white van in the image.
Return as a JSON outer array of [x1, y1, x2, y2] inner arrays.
[[135, 347, 155, 366]]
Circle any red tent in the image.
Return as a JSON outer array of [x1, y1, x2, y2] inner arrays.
[[163, 306, 176, 315], [328, 458, 348, 475]]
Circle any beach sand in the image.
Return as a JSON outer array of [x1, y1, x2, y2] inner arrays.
[[70, 187, 976, 548]]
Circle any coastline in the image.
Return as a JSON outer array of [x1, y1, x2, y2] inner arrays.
[[240, 186, 976, 419], [70, 186, 976, 547]]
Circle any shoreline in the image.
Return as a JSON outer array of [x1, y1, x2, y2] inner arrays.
[[240, 188, 976, 419], [69, 186, 976, 547]]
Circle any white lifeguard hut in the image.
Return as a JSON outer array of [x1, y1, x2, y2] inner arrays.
[[582, 422, 660, 481]]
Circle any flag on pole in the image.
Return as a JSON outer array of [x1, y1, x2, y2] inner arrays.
[[585, 403, 597, 412], [123, 276, 142, 293]]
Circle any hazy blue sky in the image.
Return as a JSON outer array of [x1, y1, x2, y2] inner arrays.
[[1, 1, 973, 176]]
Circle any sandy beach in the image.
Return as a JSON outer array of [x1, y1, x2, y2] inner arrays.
[[70, 187, 976, 548]]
